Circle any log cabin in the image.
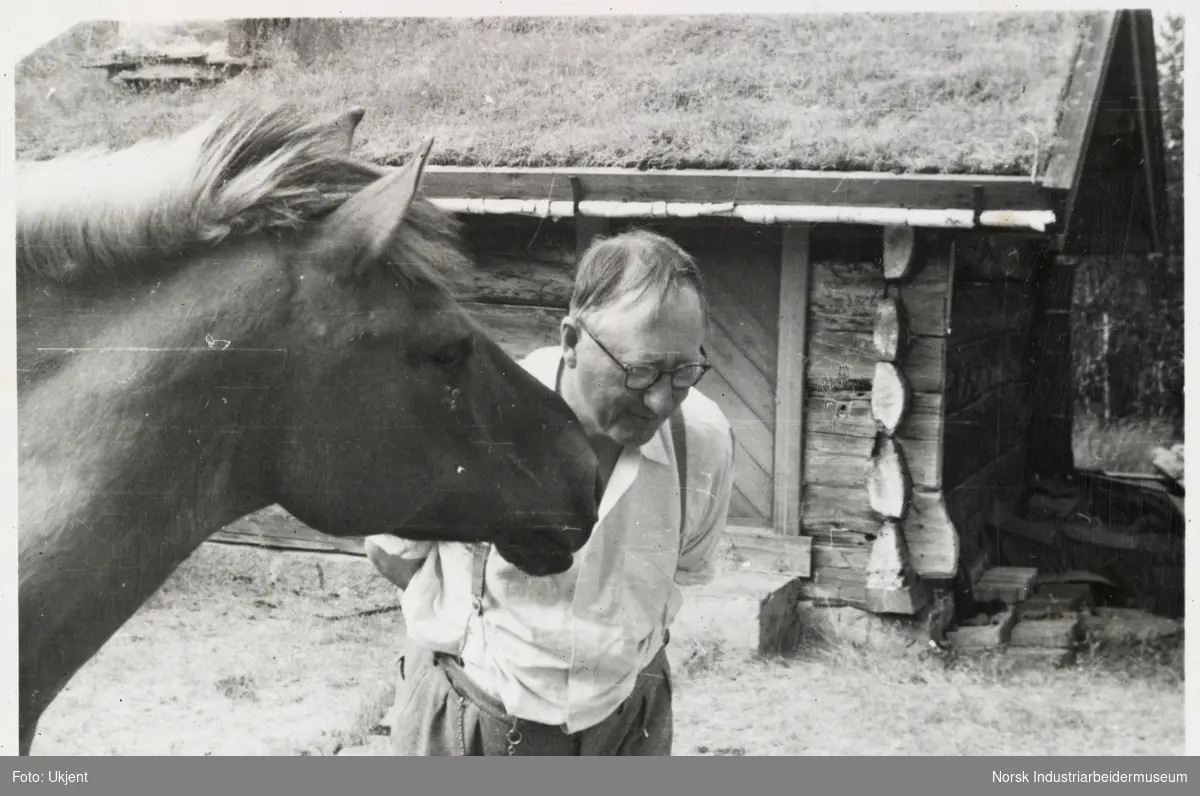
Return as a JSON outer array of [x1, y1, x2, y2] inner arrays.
[[36, 11, 1163, 648]]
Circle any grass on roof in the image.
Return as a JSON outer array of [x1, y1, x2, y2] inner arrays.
[[16, 13, 1098, 174]]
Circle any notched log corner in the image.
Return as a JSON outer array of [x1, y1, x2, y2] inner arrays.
[[864, 520, 928, 615], [882, 225, 917, 281], [871, 361, 911, 435], [867, 435, 912, 520]]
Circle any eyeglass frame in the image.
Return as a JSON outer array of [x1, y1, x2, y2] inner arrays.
[[575, 320, 712, 391]]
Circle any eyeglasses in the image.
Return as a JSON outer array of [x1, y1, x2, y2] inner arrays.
[[577, 322, 711, 390]]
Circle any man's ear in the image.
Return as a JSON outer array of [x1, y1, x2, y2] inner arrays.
[[560, 316, 581, 364]]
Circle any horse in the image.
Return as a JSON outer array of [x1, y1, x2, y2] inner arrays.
[[15, 101, 601, 755]]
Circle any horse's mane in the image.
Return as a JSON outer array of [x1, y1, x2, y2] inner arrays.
[[15, 101, 472, 297]]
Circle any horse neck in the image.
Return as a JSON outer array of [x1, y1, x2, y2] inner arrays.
[[18, 236, 294, 737]]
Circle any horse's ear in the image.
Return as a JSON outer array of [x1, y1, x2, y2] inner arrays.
[[314, 136, 436, 279], [325, 107, 366, 154]]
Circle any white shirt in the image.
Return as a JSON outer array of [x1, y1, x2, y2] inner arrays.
[[392, 346, 734, 733]]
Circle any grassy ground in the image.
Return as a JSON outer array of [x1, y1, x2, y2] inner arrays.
[[29, 534, 1184, 757], [16, 14, 1091, 173]]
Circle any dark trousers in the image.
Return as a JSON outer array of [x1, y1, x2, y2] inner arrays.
[[388, 644, 673, 756]]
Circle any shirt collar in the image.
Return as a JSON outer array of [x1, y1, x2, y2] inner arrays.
[[524, 346, 673, 468]]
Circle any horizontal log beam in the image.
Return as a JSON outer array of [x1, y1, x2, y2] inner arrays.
[[420, 165, 1061, 213], [465, 302, 562, 359], [803, 432, 940, 491], [801, 487, 959, 579], [718, 525, 812, 579], [467, 253, 575, 309], [809, 255, 951, 337], [808, 330, 944, 393]]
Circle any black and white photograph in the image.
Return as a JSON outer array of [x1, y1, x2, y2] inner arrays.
[[6, 0, 1190, 764]]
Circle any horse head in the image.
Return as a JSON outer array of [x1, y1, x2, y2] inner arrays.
[[266, 118, 600, 576]]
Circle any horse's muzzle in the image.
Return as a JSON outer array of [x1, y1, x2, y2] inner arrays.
[[492, 524, 586, 577], [493, 546, 575, 577]]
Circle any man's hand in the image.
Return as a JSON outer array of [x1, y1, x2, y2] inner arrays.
[[364, 535, 431, 591]]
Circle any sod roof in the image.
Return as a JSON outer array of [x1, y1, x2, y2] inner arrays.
[[17, 13, 1101, 176]]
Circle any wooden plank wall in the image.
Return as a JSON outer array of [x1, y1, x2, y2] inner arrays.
[[941, 232, 1045, 581], [608, 219, 781, 528]]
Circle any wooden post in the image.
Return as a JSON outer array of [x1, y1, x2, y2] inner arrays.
[[773, 224, 812, 536], [575, 217, 610, 259]]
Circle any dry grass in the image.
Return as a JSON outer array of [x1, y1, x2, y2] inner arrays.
[[670, 640, 1184, 756], [30, 534, 1185, 757], [30, 543, 407, 757], [17, 13, 1093, 174], [1071, 413, 1182, 475]]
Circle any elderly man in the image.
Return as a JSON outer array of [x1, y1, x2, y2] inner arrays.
[[367, 229, 735, 756]]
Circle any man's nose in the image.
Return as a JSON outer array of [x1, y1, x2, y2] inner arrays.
[[642, 375, 679, 417]]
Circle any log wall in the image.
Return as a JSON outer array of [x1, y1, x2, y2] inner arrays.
[[796, 227, 957, 610]]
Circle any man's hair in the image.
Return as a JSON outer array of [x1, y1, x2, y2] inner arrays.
[[569, 228, 709, 326]]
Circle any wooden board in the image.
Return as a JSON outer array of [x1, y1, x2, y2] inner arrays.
[[773, 225, 811, 535], [810, 531, 872, 571], [420, 166, 1060, 213], [952, 233, 1041, 283], [941, 382, 1032, 493], [702, 366, 775, 505], [948, 281, 1037, 347], [943, 445, 1027, 530], [719, 525, 812, 579], [1041, 12, 1120, 209], [691, 237, 781, 526], [943, 331, 1029, 413], [798, 566, 868, 609], [707, 285, 778, 381]]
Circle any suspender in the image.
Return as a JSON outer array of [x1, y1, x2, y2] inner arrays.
[[670, 408, 688, 553], [469, 407, 689, 615]]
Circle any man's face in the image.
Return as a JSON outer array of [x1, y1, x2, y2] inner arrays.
[[564, 286, 707, 449]]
